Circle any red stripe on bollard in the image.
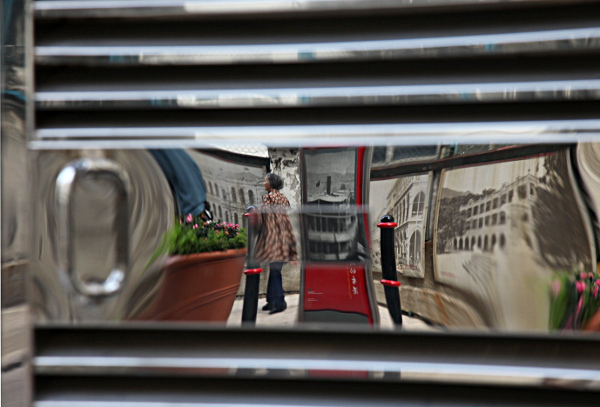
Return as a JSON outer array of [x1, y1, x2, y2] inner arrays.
[[377, 222, 398, 228], [244, 268, 263, 275], [380, 279, 401, 287]]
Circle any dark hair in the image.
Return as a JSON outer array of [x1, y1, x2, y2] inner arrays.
[[266, 173, 284, 190]]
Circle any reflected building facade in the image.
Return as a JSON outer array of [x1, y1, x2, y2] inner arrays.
[[450, 173, 539, 254]]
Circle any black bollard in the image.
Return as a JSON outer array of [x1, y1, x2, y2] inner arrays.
[[378, 215, 403, 327], [241, 206, 263, 325]]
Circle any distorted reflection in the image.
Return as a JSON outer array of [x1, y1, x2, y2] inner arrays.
[[31, 144, 600, 333]]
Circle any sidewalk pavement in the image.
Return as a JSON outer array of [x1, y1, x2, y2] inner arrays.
[[227, 293, 436, 330]]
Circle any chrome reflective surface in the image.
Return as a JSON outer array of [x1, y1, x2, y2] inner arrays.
[[55, 157, 131, 297], [34, 27, 600, 66], [31, 119, 600, 150], [2, 0, 33, 404], [35, 79, 600, 110], [34, 0, 579, 19]]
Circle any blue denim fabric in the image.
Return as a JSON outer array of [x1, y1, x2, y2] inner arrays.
[[266, 262, 285, 305]]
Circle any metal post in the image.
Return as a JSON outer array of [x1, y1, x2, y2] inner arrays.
[[241, 206, 263, 325], [378, 215, 402, 327]]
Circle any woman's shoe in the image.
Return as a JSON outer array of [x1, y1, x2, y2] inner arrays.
[[262, 303, 273, 311], [269, 301, 287, 314]]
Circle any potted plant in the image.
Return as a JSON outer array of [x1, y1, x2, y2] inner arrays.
[[136, 214, 248, 322]]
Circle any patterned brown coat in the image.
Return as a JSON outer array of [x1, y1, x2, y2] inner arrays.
[[253, 191, 298, 263]]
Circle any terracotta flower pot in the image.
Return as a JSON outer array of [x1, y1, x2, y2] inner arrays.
[[137, 248, 247, 322]]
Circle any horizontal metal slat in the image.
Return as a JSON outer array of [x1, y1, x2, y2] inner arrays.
[[34, 0, 585, 19], [34, 79, 600, 110], [34, 27, 600, 66], [33, 326, 600, 389], [31, 119, 600, 150], [34, 375, 600, 407]]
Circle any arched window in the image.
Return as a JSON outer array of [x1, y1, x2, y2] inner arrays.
[[471, 237, 476, 250], [459, 239, 463, 250], [453, 238, 457, 250], [412, 192, 425, 216], [208, 182, 214, 195], [410, 231, 422, 264], [484, 235, 489, 251], [491, 234, 497, 251], [500, 233, 506, 249], [499, 211, 506, 224], [218, 206, 223, 220], [465, 238, 469, 250], [231, 187, 237, 203], [225, 211, 230, 223], [477, 236, 482, 249], [214, 186, 219, 198], [248, 190, 255, 205], [234, 213, 239, 224], [239, 188, 245, 205], [222, 189, 227, 200]]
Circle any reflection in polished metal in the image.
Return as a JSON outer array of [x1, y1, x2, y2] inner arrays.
[[35, 27, 600, 66], [32, 119, 600, 150], [55, 158, 131, 297], [34, 0, 579, 19], [32, 355, 600, 388], [32, 150, 175, 322], [35, 79, 600, 110]]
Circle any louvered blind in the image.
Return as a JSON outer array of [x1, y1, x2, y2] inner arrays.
[[32, 1, 600, 406]]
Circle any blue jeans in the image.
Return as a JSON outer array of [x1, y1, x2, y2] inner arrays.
[[266, 262, 285, 305]]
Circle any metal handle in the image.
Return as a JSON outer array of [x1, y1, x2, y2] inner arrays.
[[55, 157, 131, 297]]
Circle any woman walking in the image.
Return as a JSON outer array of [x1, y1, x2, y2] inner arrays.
[[254, 173, 298, 314]]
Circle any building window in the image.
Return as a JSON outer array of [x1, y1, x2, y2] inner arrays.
[[222, 189, 227, 200], [466, 208, 472, 218], [239, 188, 245, 205], [508, 190, 513, 202], [471, 237, 476, 250], [485, 201, 491, 212], [478, 218, 483, 228], [226, 211, 230, 223], [485, 215, 490, 226], [500, 233, 506, 249], [499, 211, 506, 224], [473, 206, 479, 215], [248, 190, 255, 205], [477, 236, 482, 249], [410, 231, 422, 264], [472, 219, 477, 229], [492, 198, 498, 209], [459, 239, 463, 250], [491, 213, 497, 225], [215, 186, 219, 198], [218, 206, 223, 220], [412, 192, 425, 216], [530, 183, 535, 196], [465, 238, 469, 250], [501, 194, 507, 205], [231, 187, 237, 203], [518, 184, 527, 200], [209, 182, 214, 195], [491, 234, 497, 250], [484, 235, 489, 251], [234, 213, 239, 224], [479, 203, 484, 213]]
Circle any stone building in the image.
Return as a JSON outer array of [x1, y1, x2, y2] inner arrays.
[[451, 173, 539, 254]]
